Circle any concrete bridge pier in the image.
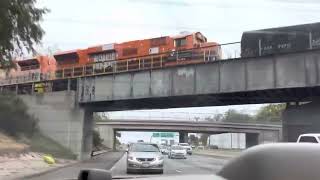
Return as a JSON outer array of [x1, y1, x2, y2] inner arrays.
[[282, 101, 320, 142], [19, 91, 94, 160], [81, 109, 94, 160], [179, 132, 188, 143]]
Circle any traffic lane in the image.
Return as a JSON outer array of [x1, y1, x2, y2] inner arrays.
[[26, 152, 124, 180], [111, 153, 229, 177], [165, 154, 228, 175]]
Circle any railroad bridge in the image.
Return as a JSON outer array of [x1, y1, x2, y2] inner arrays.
[[3, 49, 320, 160]]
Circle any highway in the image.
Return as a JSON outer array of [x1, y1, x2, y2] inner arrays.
[[26, 152, 229, 180], [112, 153, 228, 177]]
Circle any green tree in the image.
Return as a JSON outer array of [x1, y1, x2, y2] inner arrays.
[[115, 137, 121, 146], [199, 133, 209, 146], [189, 134, 199, 146], [204, 113, 224, 122], [223, 109, 253, 122], [0, 0, 48, 65], [93, 113, 104, 122], [255, 104, 286, 122], [93, 113, 110, 122], [92, 130, 104, 149]]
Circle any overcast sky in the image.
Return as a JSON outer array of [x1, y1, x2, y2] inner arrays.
[[37, 0, 320, 50], [36, 0, 320, 140]]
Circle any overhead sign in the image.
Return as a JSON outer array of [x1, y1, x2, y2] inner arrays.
[[153, 132, 174, 138]]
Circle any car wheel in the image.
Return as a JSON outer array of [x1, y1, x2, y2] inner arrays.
[[158, 169, 164, 174]]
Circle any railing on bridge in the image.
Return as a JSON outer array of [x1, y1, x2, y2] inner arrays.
[[0, 42, 241, 86], [100, 111, 281, 125]]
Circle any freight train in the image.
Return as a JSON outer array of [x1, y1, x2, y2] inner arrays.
[[2, 22, 320, 84], [2, 31, 221, 81]]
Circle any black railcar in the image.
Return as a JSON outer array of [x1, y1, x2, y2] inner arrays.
[[241, 22, 320, 58]]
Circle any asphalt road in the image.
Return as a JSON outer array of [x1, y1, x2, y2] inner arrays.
[[111, 153, 229, 177], [25, 152, 124, 180], [25, 152, 229, 180]]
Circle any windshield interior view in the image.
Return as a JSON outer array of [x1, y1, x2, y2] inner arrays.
[[1, 0, 320, 180]]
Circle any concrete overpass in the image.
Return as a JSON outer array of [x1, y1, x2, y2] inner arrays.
[[95, 120, 282, 149], [3, 49, 320, 160]]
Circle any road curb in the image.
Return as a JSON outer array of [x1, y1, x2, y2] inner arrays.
[[21, 151, 113, 180], [193, 152, 236, 159], [19, 160, 81, 180]]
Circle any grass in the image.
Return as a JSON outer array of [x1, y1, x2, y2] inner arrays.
[[29, 132, 77, 160]]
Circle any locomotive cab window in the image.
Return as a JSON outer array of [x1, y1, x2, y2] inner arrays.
[[89, 51, 116, 62], [54, 52, 79, 65], [174, 38, 187, 47], [18, 59, 40, 71]]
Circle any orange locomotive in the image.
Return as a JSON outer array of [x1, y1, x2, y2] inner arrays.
[[53, 49, 91, 78], [5, 31, 221, 81], [82, 32, 221, 74], [8, 55, 56, 81]]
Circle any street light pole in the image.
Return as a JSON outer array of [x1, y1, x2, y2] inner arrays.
[[150, 135, 153, 143]]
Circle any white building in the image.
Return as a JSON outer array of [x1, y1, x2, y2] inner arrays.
[[207, 133, 246, 149]]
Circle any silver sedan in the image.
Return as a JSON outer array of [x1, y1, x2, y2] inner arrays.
[[127, 143, 164, 174]]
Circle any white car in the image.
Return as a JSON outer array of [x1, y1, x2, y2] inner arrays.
[[168, 145, 187, 159], [297, 134, 320, 143], [127, 143, 164, 174], [178, 143, 193, 155], [159, 145, 169, 155]]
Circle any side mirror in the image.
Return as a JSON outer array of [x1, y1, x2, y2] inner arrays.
[[78, 169, 112, 180]]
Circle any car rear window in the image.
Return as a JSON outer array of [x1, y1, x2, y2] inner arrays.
[[130, 144, 159, 152], [299, 136, 318, 143], [172, 146, 184, 150]]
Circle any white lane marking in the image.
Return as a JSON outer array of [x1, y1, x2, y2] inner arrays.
[[175, 169, 182, 173]]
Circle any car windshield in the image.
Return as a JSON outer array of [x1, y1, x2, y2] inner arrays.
[[171, 146, 184, 150], [130, 144, 159, 152]]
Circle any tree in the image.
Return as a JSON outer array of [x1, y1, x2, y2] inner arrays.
[[92, 130, 104, 149], [0, 0, 48, 65], [205, 113, 224, 122], [93, 113, 110, 122], [255, 104, 286, 122], [189, 134, 199, 146], [93, 113, 104, 122], [199, 133, 209, 146], [223, 109, 253, 122]]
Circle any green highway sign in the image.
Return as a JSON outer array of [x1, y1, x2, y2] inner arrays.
[[153, 132, 174, 138]]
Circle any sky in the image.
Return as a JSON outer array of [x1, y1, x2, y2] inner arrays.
[[36, 0, 320, 141]]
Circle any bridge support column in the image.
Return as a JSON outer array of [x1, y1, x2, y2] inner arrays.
[[179, 132, 188, 143], [113, 130, 117, 151], [245, 133, 259, 148], [282, 101, 320, 142], [19, 91, 91, 160], [80, 109, 94, 160]]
